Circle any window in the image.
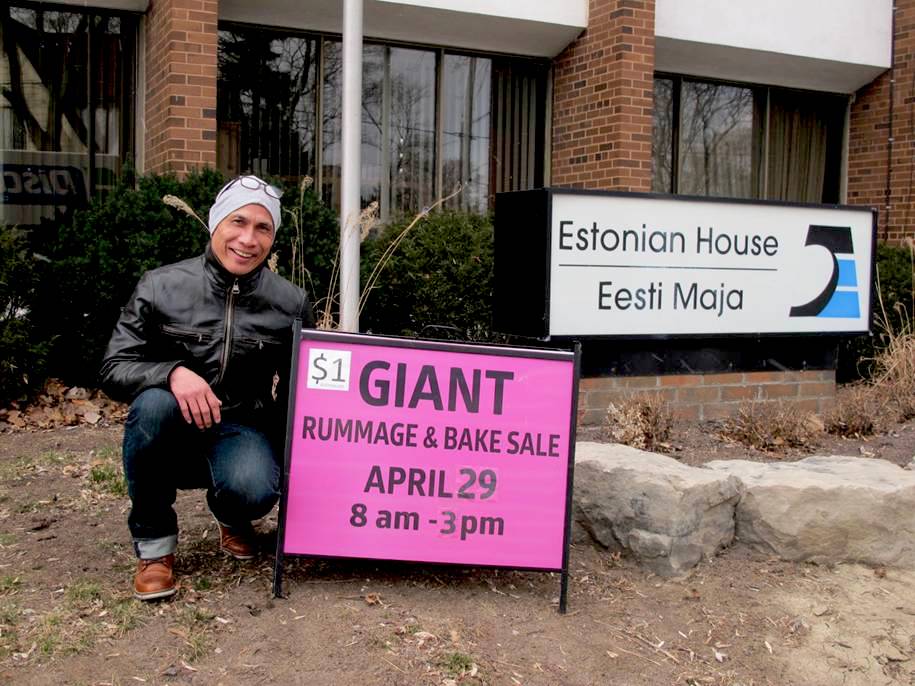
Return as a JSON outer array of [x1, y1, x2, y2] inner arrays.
[[217, 24, 548, 218], [490, 58, 548, 200], [218, 27, 319, 182], [678, 81, 758, 198], [652, 76, 846, 204], [442, 54, 491, 213], [360, 44, 436, 221], [0, 4, 137, 225]]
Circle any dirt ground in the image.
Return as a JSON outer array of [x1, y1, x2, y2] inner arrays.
[[1, 420, 914, 686]]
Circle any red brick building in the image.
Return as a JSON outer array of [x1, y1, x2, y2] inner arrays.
[[1, 0, 910, 419]]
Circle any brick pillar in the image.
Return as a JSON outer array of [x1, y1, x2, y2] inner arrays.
[[144, 0, 218, 175], [551, 0, 655, 190], [848, 0, 915, 244]]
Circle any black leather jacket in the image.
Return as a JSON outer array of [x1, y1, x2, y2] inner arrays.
[[100, 246, 315, 437]]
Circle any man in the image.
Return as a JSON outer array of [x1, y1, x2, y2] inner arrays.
[[100, 175, 314, 600]]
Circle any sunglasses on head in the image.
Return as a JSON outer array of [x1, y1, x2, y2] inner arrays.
[[221, 176, 283, 200]]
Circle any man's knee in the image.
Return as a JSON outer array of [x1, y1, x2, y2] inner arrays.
[[123, 389, 187, 473], [127, 388, 182, 433], [126, 388, 186, 438], [216, 461, 279, 518]]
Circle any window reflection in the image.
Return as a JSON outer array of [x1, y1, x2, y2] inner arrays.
[[442, 55, 491, 213], [651, 76, 845, 203], [652, 77, 673, 194], [321, 39, 343, 207], [218, 27, 318, 182], [1, 8, 89, 154], [218, 24, 547, 217], [361, 45, 436, 222], [1, 4, 136, 225], [678, 82, 755, 198]]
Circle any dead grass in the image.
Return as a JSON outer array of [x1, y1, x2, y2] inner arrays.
[[869, 326, 915, 423], [824, 382, 885, 437], [173, 605, 216, 662], [719, 402, 819, 453], [2, 575, 146, 662], [827, 247, 915, 434], [866, 244, 915, 421], [605, 394, 673, 452]]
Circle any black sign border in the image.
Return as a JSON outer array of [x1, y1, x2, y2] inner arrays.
[[494, 187, 878, 340], [273, 327, 581, 613]]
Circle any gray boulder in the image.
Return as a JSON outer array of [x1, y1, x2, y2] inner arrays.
[[704, 456, 915, 567], [573, 442, 741, 577]]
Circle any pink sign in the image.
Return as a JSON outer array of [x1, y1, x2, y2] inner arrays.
[[279, 331, 577, 571]]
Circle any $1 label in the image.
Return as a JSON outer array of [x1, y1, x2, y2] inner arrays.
[[306, 348, 352, 391]]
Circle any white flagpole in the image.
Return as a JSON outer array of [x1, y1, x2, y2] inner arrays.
[[340, 0, 363, 332]]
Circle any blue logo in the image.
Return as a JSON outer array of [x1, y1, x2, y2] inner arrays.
[[789, 225, 859, 318]]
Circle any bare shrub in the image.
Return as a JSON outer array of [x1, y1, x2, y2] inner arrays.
[[719, 401, 818, 452], [605, 394, 673, 452], [866, 244, 915, 421], [825, 382, 885, 437], [869, 326, 915, 422]]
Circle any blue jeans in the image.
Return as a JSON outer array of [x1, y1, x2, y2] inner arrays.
[[122, 388, 281, 559]]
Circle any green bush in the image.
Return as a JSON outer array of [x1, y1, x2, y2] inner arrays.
[[0, 225, 49, 405], [25, 170, 338, 390], [29, 169, 225, 387], [837, 242, 914, 381], [271, 179, 340, 308], [359, 211, 494, 340]]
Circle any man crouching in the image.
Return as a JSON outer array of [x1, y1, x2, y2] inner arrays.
[[100, 176, 314, 600]]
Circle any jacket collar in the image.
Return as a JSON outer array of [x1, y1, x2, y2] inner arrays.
[[204, 244, 265, 293]]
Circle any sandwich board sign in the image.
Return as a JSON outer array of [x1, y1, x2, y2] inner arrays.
[[274, 328, 580, 612]]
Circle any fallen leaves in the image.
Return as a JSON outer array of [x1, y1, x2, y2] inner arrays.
[[0, 380, 126, 432]]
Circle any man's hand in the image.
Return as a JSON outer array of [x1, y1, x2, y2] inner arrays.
[[168, 366, 222, 429]]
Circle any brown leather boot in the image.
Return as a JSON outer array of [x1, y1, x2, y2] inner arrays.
[[133, 554, 177, 600], [216, 522, 256, 560]]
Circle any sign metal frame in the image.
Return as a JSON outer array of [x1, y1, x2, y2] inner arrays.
[[273, 326, 581, 613]]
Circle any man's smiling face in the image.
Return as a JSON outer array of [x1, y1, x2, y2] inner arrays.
[[210, 203, 275, 276]]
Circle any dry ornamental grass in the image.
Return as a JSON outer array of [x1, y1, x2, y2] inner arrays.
[[605, 394, 673, 452], [719, 401, 819, 453]]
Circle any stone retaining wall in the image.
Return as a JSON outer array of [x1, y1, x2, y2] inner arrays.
[[573, 442, 915, 577]]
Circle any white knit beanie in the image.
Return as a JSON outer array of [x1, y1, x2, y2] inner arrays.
[[208, 175, 282, 236]]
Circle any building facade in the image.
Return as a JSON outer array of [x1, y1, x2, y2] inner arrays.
[[2, 0, 910, 419]]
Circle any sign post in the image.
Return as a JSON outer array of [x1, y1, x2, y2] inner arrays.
[[274, 329, 580, 612]]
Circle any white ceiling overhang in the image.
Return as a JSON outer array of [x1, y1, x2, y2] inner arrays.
[[655, 0, 892, 94], [655, 38, 889, 94], [219, 0, 587, 58], [50, 0, 150, 11]]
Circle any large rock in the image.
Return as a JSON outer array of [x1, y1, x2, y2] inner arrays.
[[573, 442, 741, 577], [704, 456, 915, 567]]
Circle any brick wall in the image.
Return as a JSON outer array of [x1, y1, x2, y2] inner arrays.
[[577, 371, 836, 425], [848, 0, 915, 244], [551, 0, 654, 190], [144, 0, 218, 175]]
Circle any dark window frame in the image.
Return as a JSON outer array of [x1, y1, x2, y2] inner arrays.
[[3, 1, 139, 196], [217, 19, 549, 214], [653, 72, 848, 204]]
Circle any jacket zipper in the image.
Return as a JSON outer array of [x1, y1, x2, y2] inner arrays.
[[216, 279, 240, 385]]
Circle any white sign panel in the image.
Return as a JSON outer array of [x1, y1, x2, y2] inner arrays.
[[549, 193, 875, 336]]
